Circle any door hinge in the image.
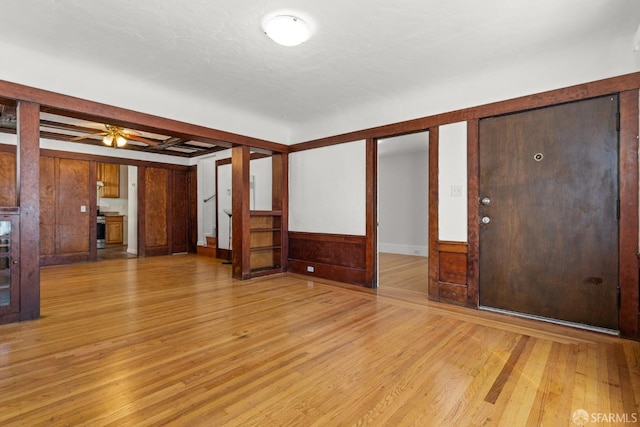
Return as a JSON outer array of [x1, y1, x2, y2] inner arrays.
[[617, 199, 620, 219], [616, 112, 620, 132]]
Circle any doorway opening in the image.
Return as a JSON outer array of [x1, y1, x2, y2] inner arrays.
[[377, 132, 429, 294], [97, 164, 139, 261]]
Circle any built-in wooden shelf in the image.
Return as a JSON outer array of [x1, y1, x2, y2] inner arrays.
[[249, 211, 283, 276]]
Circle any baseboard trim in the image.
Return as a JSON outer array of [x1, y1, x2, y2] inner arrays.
[[378, 243, 428, 257]]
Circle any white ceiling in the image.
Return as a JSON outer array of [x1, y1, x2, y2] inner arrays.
[[0, 0, 639, 144]]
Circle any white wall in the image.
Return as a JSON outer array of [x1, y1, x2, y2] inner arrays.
[[196, 155, 220, 246], [212, 153, 274, 249], [0, 41, 290, 144], [290, 35, 640, 143], [0, 133, 15, 145], [438, 122, 468, 242], [217, 163, 232, 250], [289, 141, 366, 235], [378, 140, 429, 256], [250, 156, 273, 211]]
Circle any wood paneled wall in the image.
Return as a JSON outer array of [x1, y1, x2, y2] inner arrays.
[[0, 151, 16, 206], [139, 165, 197, 257], [0, 147, 196, 265], [39, 156, 92, 265], [288, 232, 367, 285], [435, 241, 469, 306], [142, 167, 169, 255]]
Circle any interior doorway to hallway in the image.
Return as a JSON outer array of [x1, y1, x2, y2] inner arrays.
[[377, 132, 429, 294]]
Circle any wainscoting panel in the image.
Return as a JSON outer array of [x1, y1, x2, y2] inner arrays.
[[288, 232, 367, 285], [436, 241, 468, 305]]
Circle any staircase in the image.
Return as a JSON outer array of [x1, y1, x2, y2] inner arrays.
[[197, 235, 217, 258]]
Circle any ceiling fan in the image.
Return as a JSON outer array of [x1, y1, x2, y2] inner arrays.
[[71, 124, 158, 147]]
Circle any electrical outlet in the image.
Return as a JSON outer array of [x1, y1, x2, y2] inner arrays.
[[451, 185, 463, 197], [307, 266, 315, 273], [80, 205, 87, 212]]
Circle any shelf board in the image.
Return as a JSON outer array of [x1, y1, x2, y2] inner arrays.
[[250, 210, 283, 216], [250, 245, 282, 252]]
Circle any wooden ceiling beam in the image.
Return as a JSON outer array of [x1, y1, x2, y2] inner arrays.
[[0, 79, 289, 154]]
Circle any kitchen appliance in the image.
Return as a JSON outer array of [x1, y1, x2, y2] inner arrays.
[[97, 215, 106, 249]]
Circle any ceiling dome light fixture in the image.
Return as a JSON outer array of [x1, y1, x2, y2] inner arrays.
[[262, 15, 311, 47]]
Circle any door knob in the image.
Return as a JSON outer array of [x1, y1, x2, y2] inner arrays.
[[12, 260, 18, 264], [481, 216, 491, 224], [481, 197, 491, 205]]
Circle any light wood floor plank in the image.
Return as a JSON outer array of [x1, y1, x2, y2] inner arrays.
[[0, 254, 638, 425]]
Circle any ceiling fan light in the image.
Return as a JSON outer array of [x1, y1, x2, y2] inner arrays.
[[103, 135, 113, 146], [116, 135, 127, 147], [263, 15, 311, 46]]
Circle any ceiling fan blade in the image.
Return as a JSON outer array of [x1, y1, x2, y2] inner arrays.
[[70, 132, 108, 141], [126, 134, 159, 146]]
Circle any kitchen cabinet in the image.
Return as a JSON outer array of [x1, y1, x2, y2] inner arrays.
[[105, 215, 124, 245], [97, 163, 120, 198]]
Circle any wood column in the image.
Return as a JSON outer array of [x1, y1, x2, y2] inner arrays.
[[427, 127, 439, 300], [365, 138, 377, 288], [17, 101, 40, 321], [232, 145, 250, 279], [619, 89, 639, 338], [272, 153, 289, 271]]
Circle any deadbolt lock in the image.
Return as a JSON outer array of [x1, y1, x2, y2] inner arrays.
[[481, 216, 491, 224]]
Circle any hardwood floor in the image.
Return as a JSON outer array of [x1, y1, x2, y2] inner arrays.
[[97, 245, 138, 261], [0, 254, 638, 425], [378, 252, 428, 295]]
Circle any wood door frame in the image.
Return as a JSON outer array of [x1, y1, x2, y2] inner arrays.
[[467, 91, 639, 337], [618, 90, 639, 337], [366, 138, 377, 287], [368, 132, 435, 290], [215, 157, 232, 261]]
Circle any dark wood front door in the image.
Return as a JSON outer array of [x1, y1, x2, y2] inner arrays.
[[478, 95, 619, 330]]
